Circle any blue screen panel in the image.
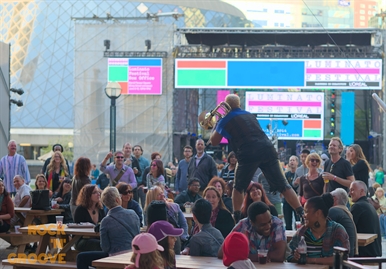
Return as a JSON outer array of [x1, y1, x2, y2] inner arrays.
[[227, 61, 305, 87], [257, 119, 303, 139], [128, 59, 162, 66]]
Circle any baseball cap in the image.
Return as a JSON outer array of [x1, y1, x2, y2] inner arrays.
[[132, 233, 164, 268], [223, 232, 249, 266], [148, 220, 184, 241]]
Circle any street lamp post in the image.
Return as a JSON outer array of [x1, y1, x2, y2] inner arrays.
[[105, 82, 122, 162]]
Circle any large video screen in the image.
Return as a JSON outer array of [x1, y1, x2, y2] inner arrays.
[[108, 58, 162, 95], [175, 59, 382, 90], [245, 92, 325, 140]]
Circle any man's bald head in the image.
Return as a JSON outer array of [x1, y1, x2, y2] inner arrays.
[[225, 94, 240, 109]]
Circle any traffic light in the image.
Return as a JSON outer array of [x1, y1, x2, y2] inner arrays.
[[330, 90, 336, 136]]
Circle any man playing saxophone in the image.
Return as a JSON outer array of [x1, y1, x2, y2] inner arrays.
[[209, 94, 303, 222]]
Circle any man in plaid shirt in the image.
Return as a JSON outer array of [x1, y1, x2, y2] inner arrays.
[[230, 202, 286, 262]]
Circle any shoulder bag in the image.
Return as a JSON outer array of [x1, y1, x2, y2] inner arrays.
[[111, 168, 125, 186]]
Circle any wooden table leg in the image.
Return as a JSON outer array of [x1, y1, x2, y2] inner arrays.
[[36, 234, 50, 255]]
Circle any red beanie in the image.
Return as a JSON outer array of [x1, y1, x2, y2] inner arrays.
[[223, 232, 250, 266]]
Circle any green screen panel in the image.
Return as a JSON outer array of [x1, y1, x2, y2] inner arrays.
[[304, 129, 321, 138], [108, 66, 128, 82], [177, 70, 226, 87]]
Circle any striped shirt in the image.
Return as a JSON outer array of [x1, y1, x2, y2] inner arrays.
[[288, 220, 349, 260], [0, 153, 30, 193]]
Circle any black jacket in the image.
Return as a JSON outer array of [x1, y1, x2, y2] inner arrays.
[[351, 196, 382, 257], [187, 153, 217, 191]]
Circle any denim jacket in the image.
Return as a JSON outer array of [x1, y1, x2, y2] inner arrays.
[[100, 206, 140, 255]]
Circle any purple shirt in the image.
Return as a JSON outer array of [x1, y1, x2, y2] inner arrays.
[[100, 164, 137, 189]]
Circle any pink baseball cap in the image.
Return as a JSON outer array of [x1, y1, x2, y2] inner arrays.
[[132, 233, 164, 267], [148, 220, 184, 242]]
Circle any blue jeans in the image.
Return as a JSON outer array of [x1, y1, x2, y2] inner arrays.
[[380, 214, 386, 237], [76, 251, 108, 269]]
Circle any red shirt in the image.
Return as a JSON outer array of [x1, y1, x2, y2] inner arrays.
[[0, 195, 15, 225]]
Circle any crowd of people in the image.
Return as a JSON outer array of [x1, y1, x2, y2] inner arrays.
[[0, 95, 385, 268]]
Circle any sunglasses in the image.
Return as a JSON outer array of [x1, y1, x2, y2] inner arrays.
[[330, 163, 335, 173], [310, 159, 320, 163], [115, 156, 124, 159], [123, 190, 133, 195], [151, 164, 157, 167]]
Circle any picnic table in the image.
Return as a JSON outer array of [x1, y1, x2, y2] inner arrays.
[[17, 224, 99, 258], [285, 230, 378, 246], [14, 207, 64, 226], [92, 252, 329, 269]]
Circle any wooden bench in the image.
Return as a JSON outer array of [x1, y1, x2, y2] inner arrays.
[[0, 232, 41, 252], [1, 259, 76, 269]]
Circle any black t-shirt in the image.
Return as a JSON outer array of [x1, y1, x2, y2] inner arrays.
[[324, 158, 353, 192], [352, 159, 369, 187], [285, 171, 298, 193]]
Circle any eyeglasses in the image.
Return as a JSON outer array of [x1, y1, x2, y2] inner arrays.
[[310, 159, 320, 163], [191, 184, 201, 188], [115, 156, 124, 159]]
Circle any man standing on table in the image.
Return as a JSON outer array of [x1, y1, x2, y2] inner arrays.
[[209, 94, 302, 222]]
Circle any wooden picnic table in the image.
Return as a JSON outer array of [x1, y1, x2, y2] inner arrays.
[[18, 224, 99, 260], [14, 207, 64, 226], [285, 230, 378, 246], [92, 252, 329, 269]]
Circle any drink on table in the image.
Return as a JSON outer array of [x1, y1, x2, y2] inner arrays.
[[298, 236, 307, 264], [258, 248, 268, 264]]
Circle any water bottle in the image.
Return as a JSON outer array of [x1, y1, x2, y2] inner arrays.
[[297, 236, 307, 264]]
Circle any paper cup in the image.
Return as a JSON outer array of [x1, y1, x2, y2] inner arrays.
[[51, 200, 57, 207], [14, 225, 20, 233]]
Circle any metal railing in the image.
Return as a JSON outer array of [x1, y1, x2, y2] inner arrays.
[[334, 247, 386, 269]]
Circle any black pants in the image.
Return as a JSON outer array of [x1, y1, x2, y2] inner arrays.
[[0, 222, 10, 233], [283, 199, 299, 230], [234, 145, 291, 193], [76, 251, 108, 269]]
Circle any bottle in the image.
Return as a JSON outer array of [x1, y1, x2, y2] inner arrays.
[[297, 236, 307, 264]]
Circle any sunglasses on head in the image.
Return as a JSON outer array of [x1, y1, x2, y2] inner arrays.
[[310, 159, 320, 163]]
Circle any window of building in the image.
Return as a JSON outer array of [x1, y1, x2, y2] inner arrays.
[[360, 10, 365, 14], [360, 15, 366, 20], [360, 21, 365, 26]]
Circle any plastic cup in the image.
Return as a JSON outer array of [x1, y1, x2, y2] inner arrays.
[[258, 249, 268, 264], [14, 225, 20, 233], [56, 216, 64, 228], [51, 200, 57, 207], [185, 204, 192, 214], [322, 173, 329, 184], [295, 221, 302, 230]]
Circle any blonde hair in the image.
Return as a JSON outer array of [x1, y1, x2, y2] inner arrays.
[[375, 187, 385, 197], [47, 151, 69, 176], [144, 186, 164, 212], [305, 153, 322, 169], [130, 248, 164, 269]]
